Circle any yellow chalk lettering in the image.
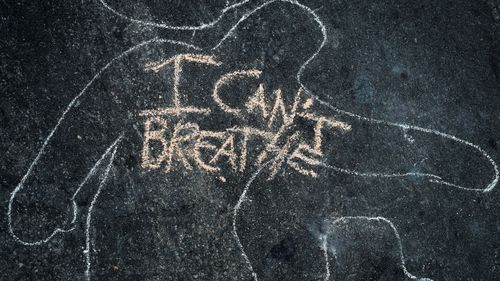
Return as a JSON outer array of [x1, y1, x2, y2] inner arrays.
[[164, 122, 199, 172], [144, 54, 221, 115], [287, 143, 323, 177], [194, 130, 226, 173], [267, 87, 303, 127], [142, 117, 170, 170], [245, 83, 269, 119], [210, 134, 238, 171]]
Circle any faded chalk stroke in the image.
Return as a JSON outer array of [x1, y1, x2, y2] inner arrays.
[[325, 216, 433, 281]]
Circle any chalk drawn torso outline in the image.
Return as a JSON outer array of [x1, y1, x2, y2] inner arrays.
[[7, 0, 499, 280]]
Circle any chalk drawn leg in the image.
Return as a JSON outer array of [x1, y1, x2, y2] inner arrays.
[[311, 110, 498, 193], [233, 162, 271, 281], [233, 162, 329, 281]]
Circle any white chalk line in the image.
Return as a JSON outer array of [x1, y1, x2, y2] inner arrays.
[[321, 233, 330, 281], [9, 0, 498, 280], [328, 216, 433, 281], [7, 134, 124, 247], [97, 0, 251, 30], [84, 136, 121, 281], [320, 163, 443, 181], [233, 159, 275, 281]]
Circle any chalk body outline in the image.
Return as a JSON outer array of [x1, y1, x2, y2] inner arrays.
[[7, 0, 498, 280]]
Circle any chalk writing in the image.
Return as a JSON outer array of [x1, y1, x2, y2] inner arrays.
[[139, 53, 351, 179]]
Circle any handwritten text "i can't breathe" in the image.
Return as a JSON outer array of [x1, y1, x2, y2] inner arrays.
[[139, 54, 351, 180]]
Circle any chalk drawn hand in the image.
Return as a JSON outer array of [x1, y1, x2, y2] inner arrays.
[[7, 76, 127, 246]]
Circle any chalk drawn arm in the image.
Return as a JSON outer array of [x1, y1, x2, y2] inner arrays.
[[207, 0, 498, 193], [7, 90, 126, 246], [7, 38, 205, 246], [310, 98, 499, 193], [267, 0, 500, 193], [5, 41, 147, 246]]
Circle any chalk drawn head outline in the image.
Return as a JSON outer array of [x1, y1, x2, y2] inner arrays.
[[7, 0, 499, 280]]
